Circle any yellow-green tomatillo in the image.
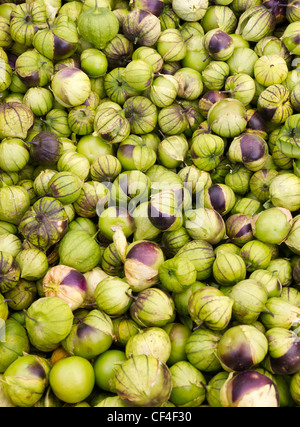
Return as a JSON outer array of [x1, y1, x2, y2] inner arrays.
[[0, 138, 30, 173], [68, 105, 96, 136], [190, 133, 225, 171], [91, 154, 122, 183], [16, 248, 48, 281], [250, 269, 282, 298], [51, 67, 91, 109], [0, 251, 20, 294], [156, 29, 187, 62], [260, 297, 300, 329], [230, 197, 262, 217], [73, 181, 110, 218], [33, 14, 79, 61], [269, 173, 300, 212], [15, 49, 53, 87], [131, 202, 161, 241], [132, 46, 163, 73], [188, 286, 233, 331], [125, 327, 171, 364], [206, 371, 230, 407], [252, 207, 293, 245], [207, 98, 247, 138], [58, 229, 102, 273], [98, 206, 135, 241], [158, 135, 189, 169], [104, 67, 140, 106], [114, 354, 172, 407], [249, 169, 279, 202], [185, 327, 222, 372], [157, 103, 189, 135], [94, 277, 133, 317], [202, 60, 230, 90], [24, 296, 73, 352], [42, 109, 71, 139], [10, 2, 46, 47], [174, 67, 203, 101], [0, 317, 30, 375], [201, 4, 237, 33], [130, 288, 175, 328], [169, 361, 206, 407], [184, 207, 226, 245], [112, 317, 140, 347], [48, 171, 83, 205], [80, 48, 108, 78], [158, 256, 197, 293], [235, 5, 276, 42], [172, 0, 208, 21], [254, 54, 289, 87], [4, 279, 35, 311], [212, 251, 246, 286], [2, 354, 50, 407], [0, 102, 34, 140], [240, 240, 272, 272], [57, 150, 90, 181], [224, 73, 256, 105], [19, 196, 68, 250], [175, 240, 215, 281], [161, 227, 191, 258], [123, 59, 153, 91], [0, 185, 30, 226], [267, 258, 293, 287], [23, 86, 54, 117], [150, 74, 179, 108], [123, 95, 157, 135], [163, 322, 192, 366], [77, 5, 119, 50], [226, 47, 258, 76], [277, 114, 300, 159], [101, 242, 124, 278], [0, 294, 9, 321], [286, 0, 300, 22], [291, 84, 300, 112], [93, 103, 130, 143], [117, 135, 156, 172], [77, 134, 113, 165], [228, 278, 269, 324], [282, 22, 300, 55], [224, 166, 253, 195], [62, 309, 114, 360], [0, 57, 11, 92]]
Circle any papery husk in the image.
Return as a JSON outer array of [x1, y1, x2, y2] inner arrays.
[[124, 258, 159, 291], [112, 225, 127, 262], [0, 102, 34, 139]]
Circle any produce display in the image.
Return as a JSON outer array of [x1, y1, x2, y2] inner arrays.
[[1, 0, 300, 409]]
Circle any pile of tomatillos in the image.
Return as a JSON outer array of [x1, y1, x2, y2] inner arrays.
[[1, 0, 300, 408]]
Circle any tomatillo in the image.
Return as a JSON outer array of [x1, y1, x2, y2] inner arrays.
[[49, 356, 95, 404]]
